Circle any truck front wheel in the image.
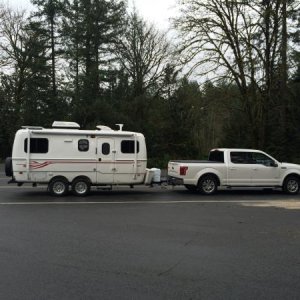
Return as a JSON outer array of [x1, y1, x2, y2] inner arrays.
[[283, 176, 300, 195], [198, 175, 218, 195]]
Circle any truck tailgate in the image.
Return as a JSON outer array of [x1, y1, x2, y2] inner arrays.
[[168, 161, 182, 177], [168, 160, 220, 179]]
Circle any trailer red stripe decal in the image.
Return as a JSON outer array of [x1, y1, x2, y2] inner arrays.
[[19, 160, 145, 170]]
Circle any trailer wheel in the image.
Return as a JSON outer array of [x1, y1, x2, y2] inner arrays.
[[283, 176, 300, 195], [198, 175, 218, 195], [72, 178, 91, 197], [49, 177, 69, 197]]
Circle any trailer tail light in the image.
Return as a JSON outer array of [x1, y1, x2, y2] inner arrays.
[[180, 166, 188, 176]]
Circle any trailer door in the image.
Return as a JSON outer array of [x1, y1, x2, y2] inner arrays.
[[96, 138, 115, 184]]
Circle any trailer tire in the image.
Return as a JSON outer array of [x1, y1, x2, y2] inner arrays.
[[5, 157, 13, 177], [72, 177, 91, 197], [198, 175, 218, 195], [49, 177, 69, 197]]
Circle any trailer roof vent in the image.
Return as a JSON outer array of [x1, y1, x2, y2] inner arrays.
[[116, 124, 124, 131], [96, 125, 113, 131], [52, 121, 80, 129]]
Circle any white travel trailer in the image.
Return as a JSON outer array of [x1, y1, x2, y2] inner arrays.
[[5, 121, 157, 196]]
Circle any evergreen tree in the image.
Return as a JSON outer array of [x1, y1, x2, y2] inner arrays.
[[61, 0, 126, 127], [31, 0, 65, 105]]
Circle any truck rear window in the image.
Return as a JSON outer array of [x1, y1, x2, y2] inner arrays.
[[209, 150, 224, 162]]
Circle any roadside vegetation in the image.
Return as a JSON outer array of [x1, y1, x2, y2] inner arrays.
[[0, 0, 299, 166]]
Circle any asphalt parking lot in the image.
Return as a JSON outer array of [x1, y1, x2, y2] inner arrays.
[[0, 166, 300, 300]]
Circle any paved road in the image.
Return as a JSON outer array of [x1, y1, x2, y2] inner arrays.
[[0, 168, 300, 299]]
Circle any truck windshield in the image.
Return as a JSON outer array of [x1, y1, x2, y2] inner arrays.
[[209, 150, 224, 163]]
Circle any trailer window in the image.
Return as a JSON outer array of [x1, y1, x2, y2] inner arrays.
[[121, 140, 140, 154], [24, 138, 48, 153], [78, 139, 89, 152], [102, 143, 110, 155]]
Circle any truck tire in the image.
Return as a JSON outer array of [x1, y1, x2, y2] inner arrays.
[[71, 178, 91, 197], [5, 157, 13, 177], [48, 177, 69, 197], [283, 176, 300, 195], [198, 175, 218, 195]]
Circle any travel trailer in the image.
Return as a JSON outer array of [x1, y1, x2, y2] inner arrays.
[[5, 121, 159, 196]]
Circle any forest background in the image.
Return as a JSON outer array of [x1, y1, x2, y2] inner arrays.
[[0, 0, 299, 167]]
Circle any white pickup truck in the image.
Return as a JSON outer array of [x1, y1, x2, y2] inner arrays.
[[168, 148, 300, 195]]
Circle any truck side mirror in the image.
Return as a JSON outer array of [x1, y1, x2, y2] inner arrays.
[[270, 161, 278, 167]]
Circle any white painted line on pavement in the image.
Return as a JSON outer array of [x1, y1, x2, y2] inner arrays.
[[0, 200, 300, 208], [0, 186, 44, 189], [240, 201, 300, 210]]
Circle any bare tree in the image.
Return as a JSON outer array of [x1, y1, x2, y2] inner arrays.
[[0, 7, 30, 109], [114, 11, 171, 97], [0, 6, 26, 69], [0, 6, 53, 126], [174, 0, 299, 148]]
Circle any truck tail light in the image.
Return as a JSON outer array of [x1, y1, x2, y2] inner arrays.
[[180, 166, 188, 176]]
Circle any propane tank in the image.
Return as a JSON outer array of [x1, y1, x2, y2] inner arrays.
[[151, 168, 161, 183]]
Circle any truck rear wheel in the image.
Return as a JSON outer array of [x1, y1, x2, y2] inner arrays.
[[198, 175, 218, 195], [49, 178, 69, 197], [283, 176, 300, 195], [72, 178, 90, 197]]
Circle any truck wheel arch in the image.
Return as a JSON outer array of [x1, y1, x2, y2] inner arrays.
[[197, 172, 221, 187]]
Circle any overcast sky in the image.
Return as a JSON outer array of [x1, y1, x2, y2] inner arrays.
[[7, 0, 177, 30]]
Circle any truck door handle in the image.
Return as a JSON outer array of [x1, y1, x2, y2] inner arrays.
[[229, 167, 236, 170]]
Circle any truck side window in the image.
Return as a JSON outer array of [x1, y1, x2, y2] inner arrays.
[[230, 152, 254, 164], [102, 143, 110, 155], [78, 139, 89, 152], [121, 140, 140, 154], [209, 150, 224, 162], [24, 138, 48, 153], [251, 152, 274, 166]]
